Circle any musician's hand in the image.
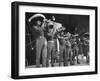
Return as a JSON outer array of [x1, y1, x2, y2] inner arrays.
[[31, 47, 34, 50], [56, 51, 60, 55]]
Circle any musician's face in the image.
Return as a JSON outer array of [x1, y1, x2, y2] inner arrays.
[[61, 32, 64, 35], [36, 20, 42, 26], [73, 38, 76, 41]]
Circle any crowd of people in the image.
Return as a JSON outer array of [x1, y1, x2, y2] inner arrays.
[[28, 14, 89, 67]]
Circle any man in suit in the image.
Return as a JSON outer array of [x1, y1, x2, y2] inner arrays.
[[65, 32, 73, 65], [29, 14, 47, 67], [57, 31, 72, 66], [71, 35, 79, 64], [45, 20, 57, 67]]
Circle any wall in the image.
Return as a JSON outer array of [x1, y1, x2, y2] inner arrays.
[[0, 0, 99, 81]]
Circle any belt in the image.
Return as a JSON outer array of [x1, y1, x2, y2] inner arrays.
[[38, 36, 44, 39], [48, 40, 55, 43]]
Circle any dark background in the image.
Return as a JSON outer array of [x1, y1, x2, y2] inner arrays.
[[25, 12, 89, 67]]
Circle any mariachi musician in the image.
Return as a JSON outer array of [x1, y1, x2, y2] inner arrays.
[[28, 14, 47, 67]]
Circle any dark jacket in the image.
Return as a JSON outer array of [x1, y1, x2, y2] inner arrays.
[[31, 25, 44, 39]]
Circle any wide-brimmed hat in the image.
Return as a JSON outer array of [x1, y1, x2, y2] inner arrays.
[[28, 14, 46, 22]]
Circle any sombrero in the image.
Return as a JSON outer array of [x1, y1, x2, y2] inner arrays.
[[28, 14, 46, 22]]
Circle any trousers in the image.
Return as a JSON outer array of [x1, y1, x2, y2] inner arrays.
[[46, 41, 56, 67], [59, 45, 67, 66], [72, 45, 79, 64], [66, 46, 73, 65], [36, 36, 47, 67]]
